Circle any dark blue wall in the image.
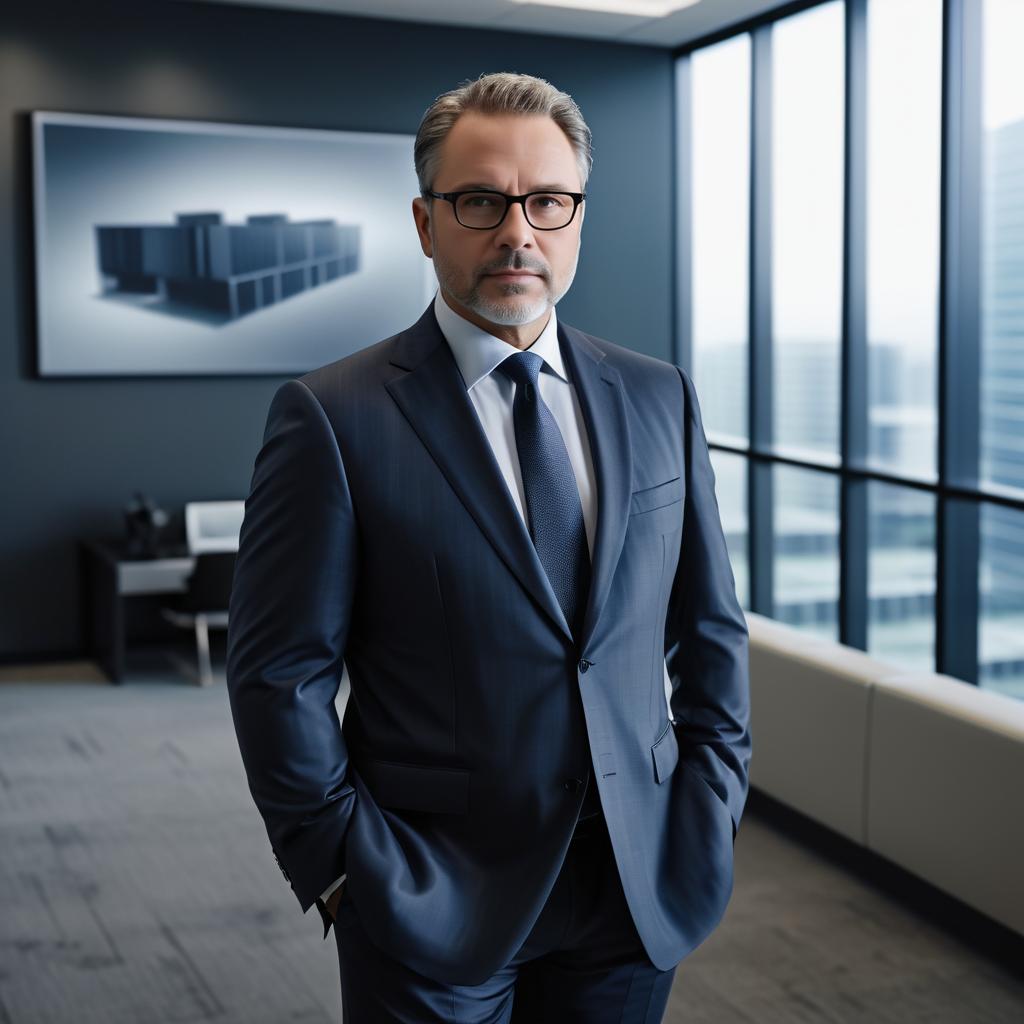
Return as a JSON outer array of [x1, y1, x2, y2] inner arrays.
[[0, 1, 674, 659]]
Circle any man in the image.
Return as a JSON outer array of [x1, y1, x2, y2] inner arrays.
[[227, 72, 751, 1023]]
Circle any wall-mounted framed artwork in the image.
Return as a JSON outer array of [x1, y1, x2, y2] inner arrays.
[[31, 111, 435, 376]]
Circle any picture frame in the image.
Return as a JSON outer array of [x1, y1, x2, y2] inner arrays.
[[31, 111, 435, 377]]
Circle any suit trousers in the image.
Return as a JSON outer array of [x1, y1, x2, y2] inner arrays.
[[331, 810, 678, 1023]]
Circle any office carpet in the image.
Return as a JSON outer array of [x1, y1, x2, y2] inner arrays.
[[0, 657, 1021, 1023]]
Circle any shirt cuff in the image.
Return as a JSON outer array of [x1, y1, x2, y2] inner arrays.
[[320, 873, 347, 903]]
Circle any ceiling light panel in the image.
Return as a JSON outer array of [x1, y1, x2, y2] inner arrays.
[[507, 0, 701, 16]]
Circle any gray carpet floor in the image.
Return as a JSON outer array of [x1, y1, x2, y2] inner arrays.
[[0, 655, 1022, 1023]]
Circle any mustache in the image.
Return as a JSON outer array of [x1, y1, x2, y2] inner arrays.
[[479, 256, 548, 277]]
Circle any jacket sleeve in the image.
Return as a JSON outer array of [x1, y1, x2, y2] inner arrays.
[[664, 366, 752, 842], [226, 377, 359, 913]]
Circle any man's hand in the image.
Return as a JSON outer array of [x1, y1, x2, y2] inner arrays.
[[326, 883, 345, 920]]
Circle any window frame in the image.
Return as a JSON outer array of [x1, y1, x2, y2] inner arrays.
[[674, 0, 1020, 689]]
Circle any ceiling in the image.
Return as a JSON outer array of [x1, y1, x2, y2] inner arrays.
[[190, 0, 785, 48]]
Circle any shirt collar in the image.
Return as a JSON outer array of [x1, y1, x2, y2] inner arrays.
[[433, 289, 568, 393]]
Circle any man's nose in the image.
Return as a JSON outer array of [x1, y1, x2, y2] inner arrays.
[[492, 200, 534, 249]]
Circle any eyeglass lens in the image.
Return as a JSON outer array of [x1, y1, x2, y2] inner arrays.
[[455, 192, 577, 229]]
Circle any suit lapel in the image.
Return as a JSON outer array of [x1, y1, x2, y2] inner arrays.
[[384, 303, 633, 653], [557, 321, 632, 653], [386, 304, 573, 642]]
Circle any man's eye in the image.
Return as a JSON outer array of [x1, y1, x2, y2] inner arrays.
[[464, 194, 499, 208], [532, 194, 566, 208]]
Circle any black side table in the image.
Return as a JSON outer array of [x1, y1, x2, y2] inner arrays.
[[79, 538, 196, 683]]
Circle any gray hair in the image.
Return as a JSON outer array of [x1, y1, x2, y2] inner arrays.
[[414, 72, 593, 195]]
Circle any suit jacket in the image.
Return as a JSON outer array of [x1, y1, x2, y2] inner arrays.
[[226, 300, 751, 986]]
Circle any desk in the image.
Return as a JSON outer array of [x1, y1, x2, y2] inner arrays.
[[80, 539, 196, 683]]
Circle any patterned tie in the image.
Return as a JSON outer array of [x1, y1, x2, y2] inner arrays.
[[495, 349, 592, 643]]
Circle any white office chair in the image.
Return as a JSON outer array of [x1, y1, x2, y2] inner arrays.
[[161, 501, 244, 685], [185, 500, 245, 556]]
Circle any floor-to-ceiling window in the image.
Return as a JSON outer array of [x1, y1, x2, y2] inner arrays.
[[690, 34, 750, 447], [770, 1, 845, 638], [978, 0, 1024, 694], [772, 1, 845, 466], [689, 33, 753, 612], [864, 0, 942, 670], [677, 0, 1024, 700]]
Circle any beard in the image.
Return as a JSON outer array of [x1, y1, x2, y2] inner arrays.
[[459, 279, 551, 326], [431, 235, 580, 327]]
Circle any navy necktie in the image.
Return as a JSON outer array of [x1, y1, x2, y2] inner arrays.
[[495, 349, 592, 643], [496, 348, 601, 821]]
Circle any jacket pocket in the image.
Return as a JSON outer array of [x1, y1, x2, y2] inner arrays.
[[651, 720, 680, 784], [631, 476, 683, 516]]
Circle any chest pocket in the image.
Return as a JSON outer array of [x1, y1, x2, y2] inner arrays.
[[630, 475, 683, 516]]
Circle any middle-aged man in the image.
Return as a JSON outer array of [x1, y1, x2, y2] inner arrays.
[[227, 71, 751, 1023]]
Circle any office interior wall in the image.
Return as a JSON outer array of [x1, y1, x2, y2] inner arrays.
[[0, 1, 673, 659]]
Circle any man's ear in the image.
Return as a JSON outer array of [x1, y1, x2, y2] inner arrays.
[[412, 196, 433, 258]]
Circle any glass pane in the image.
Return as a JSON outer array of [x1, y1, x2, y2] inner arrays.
[[691, 34, 750, 444], [979, 503, 1024, 700], [773, 465, 840, 640], [772, 1, 845, 462], [980, 0, 1024, 493], [866, 0, 942, 480], [709, 450, 749, 609], [866, 483, 936, 670]]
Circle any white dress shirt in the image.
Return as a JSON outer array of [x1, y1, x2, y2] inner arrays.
[[432, 289, 598, 560], [319, 289, 598, 907]]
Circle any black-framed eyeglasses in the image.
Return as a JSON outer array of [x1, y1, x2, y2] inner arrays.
[[423, 189, 586, 231]]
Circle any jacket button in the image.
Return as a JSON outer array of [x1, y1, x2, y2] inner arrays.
[[563, 777, 584, 792], [578, 659, 591, 673]]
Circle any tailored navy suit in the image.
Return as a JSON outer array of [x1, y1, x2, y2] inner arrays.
[[226, 299, 751, 988]]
